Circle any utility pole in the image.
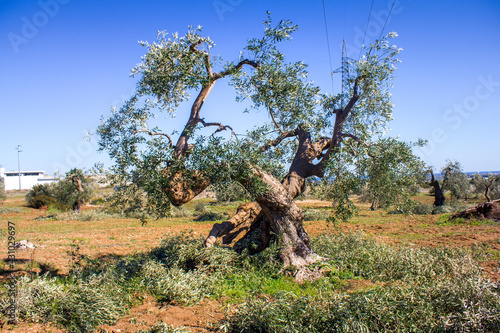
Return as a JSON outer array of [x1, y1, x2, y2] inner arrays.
[[16, 145, 22, 190]]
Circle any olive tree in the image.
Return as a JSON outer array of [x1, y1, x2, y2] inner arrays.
[[97, 15, 403, 272], [357, 138, 426, 212], [441, 160, 470, 202], [53, 168, 94, 212], [471, 173, 500, 202]]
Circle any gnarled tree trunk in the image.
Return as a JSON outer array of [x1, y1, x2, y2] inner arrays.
[[429, 170, 445, 206], [203, 128, 330, 275]]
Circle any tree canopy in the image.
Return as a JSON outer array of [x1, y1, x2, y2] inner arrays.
[[97, 15, 419, 272], [471, 173, 500, 202]]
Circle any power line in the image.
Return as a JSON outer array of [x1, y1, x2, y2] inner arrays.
[[378, 0, 396, 40], [321, 0, 335, 93], [359, 0, 375, 60]]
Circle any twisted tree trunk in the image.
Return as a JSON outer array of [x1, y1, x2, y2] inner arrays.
[[203, 128, 330, 276], [71, 176, 84, 212], [429, 170, 445, 206]]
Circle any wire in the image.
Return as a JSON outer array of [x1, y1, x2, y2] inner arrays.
[[321, 0, 335, 93], [359, 0, 375, 60], [378, 0, 396, 40]]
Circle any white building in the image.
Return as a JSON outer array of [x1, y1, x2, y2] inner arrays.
[[0, 167, 56, 191]]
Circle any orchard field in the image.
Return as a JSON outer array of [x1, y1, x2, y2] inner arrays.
[[1, 189, 499, 332]]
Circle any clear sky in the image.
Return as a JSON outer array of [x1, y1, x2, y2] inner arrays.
[[1, 0, 499, 175]]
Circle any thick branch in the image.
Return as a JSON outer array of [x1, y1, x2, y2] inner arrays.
[[174, 59, 258, 159], [215, 59, 259, 79], [316, 76, 364, 174], [259, 128, 299, 153]]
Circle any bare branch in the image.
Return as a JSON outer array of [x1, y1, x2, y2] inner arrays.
[[197, 118, 236, 138], [267, 104, 284, 134], [136, 129, 173, 147], [259, 128, 299, 153]]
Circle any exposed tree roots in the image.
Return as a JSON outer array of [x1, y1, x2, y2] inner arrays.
[[451, 199, 500, 221]]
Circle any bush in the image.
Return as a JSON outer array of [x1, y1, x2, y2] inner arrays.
[[3, 232, 498, 332], [26, 184, 55, 208], [8, 272, 129, 333], [25, 169, 94, 211], [432, 205, 455, 215], [0, 178, 6, 204]]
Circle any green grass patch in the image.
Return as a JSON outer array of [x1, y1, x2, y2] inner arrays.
[[437, 213, 496, 226]]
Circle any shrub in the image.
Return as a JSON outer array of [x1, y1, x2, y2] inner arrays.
[[25, 169, 94, 211], [3, 232, 498, 332], [432, 205, 455, 215], [25, 184, 55, 208], [7, 272, 129, 333], [0, 178, 6, 204]]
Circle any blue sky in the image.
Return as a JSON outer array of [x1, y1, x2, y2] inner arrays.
[[1, 0, 499, 175]]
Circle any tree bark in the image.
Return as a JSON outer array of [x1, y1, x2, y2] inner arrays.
[[429, 170, 445, 206], [485, 189, 491, 203], [71, 176, 84, 213], [203, 127, 330, 275], [252, 169, 320, 268]]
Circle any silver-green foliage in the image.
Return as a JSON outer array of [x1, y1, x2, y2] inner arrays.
[[471, 173, 500, 201], [11, 272, 128, 333], [25, 168, 94, 211], [96, 15, 414, 222], [357, 138, 427, 212], [442, 160, 471, 201], [228, 233, 500, 332], [3, 232, 498, 332]]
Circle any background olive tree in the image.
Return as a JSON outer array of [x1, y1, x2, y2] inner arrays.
[[471, 173, 500, 202], [441, 160, 470, 202], [357, 137, 426, 213]]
